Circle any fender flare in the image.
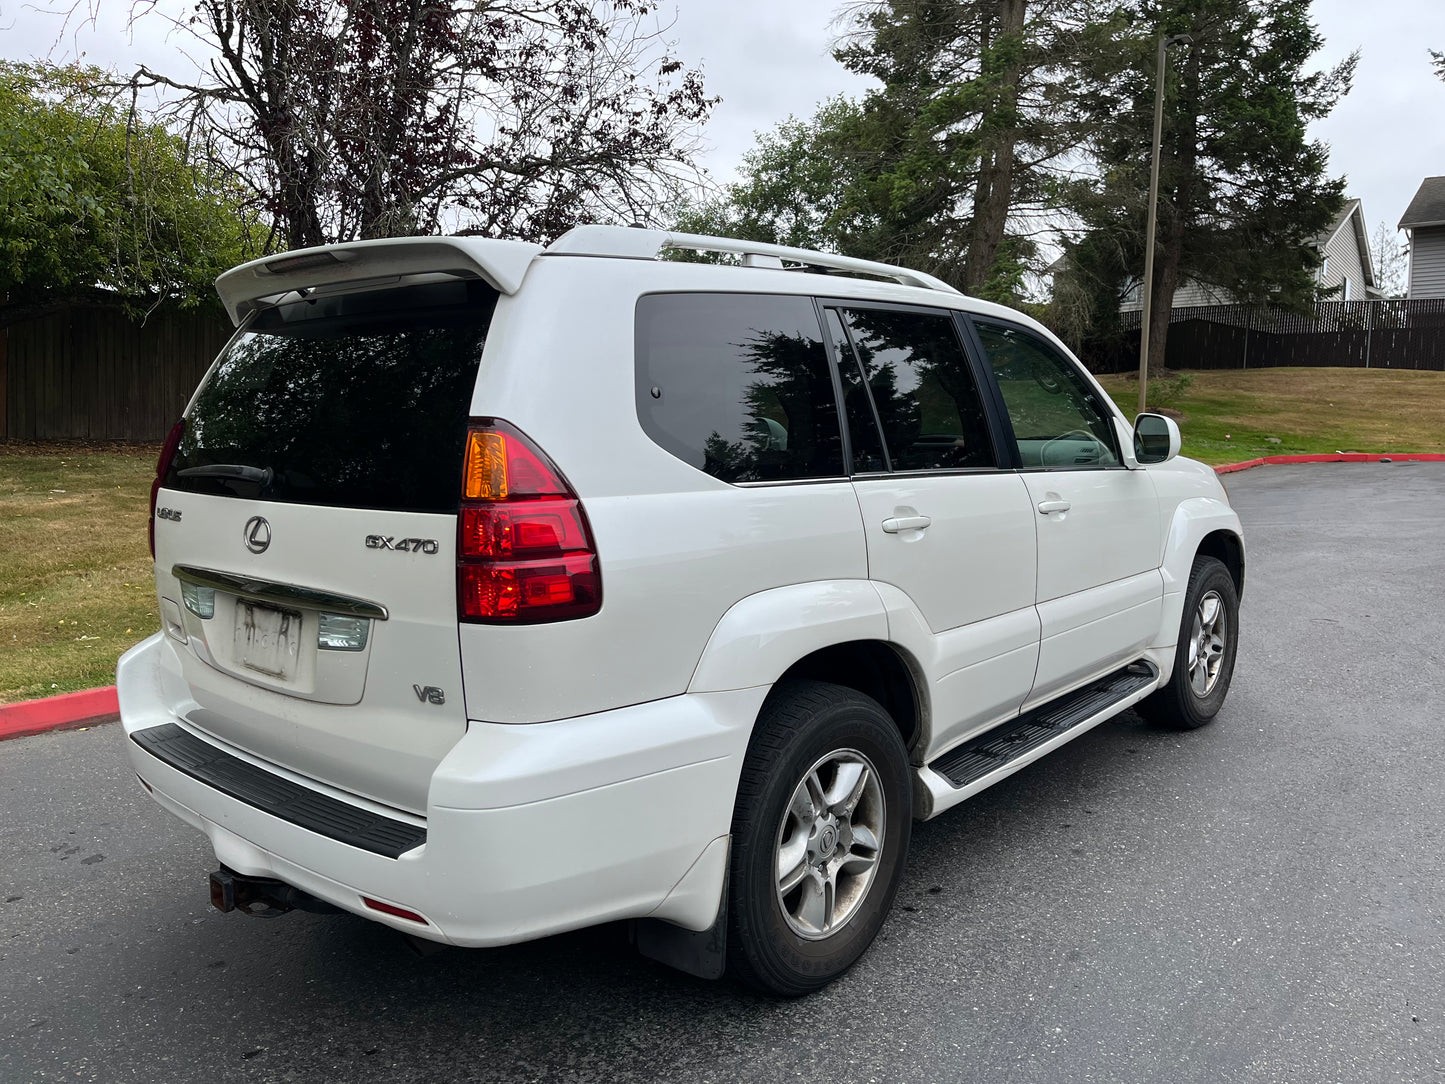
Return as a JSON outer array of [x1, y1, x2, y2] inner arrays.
[[1155, 496, 1245, 649], [687, 580, 890, 694]]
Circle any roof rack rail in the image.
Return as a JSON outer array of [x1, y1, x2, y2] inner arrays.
[[545, 225, 961, 296]]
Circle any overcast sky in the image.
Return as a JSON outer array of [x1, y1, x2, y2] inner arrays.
[[4, 0, 1443, 253]]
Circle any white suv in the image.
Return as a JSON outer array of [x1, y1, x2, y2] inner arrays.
[[119, 226, 1243, 995]]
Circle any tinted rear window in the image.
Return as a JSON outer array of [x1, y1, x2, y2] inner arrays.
[[635, 293, 844, 483], [166, 279, 497, 512]]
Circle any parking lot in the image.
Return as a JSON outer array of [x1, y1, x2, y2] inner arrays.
[[3, 462, 1443, 1083]]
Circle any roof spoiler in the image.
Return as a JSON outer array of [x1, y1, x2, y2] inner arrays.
[[214, 237, 544, 326]]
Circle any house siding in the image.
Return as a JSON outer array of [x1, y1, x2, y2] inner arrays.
[[1408, 226, 1445, 299], [1119, 278, 1235, 313], [1321, 215, 1368, 301]]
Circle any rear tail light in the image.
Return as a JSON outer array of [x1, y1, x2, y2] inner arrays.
[[457, 420, 601, 623], [150, 419, 185, 558]]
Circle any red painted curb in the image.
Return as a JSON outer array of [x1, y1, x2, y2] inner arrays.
[[0, 686, 119, 743], [1214, 453, 1445, 474], [5, 450, 1445, 742]]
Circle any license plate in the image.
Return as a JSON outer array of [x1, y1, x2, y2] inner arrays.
[[235, 601, 301, 678]]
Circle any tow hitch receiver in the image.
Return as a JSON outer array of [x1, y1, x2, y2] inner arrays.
[[209, 867, 341, 918]]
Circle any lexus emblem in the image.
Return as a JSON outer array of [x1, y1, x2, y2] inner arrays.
[[243, 516, 272, 554]]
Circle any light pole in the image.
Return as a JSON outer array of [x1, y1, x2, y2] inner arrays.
[[1137, 32, 1193, 416]]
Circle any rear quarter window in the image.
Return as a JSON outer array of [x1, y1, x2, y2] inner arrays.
[[634, 293, 844, 484]]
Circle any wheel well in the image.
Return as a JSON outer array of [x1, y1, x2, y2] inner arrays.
[[1198, 529, 1245, 598], [768, 641, 922, 752]]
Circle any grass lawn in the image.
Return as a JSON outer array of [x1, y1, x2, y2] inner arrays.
[[2, 365, 1443, 702], [0, 442, 159, 704], [1096, 367, 1445, 466]]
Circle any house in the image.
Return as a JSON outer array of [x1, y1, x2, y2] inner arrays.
[[1116, 197, 1380, 311], [1399, 177, 1445, 300], [1313, 198, 1377, 302]]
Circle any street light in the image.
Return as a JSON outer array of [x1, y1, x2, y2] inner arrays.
[[1137, 32, 1193, 416]]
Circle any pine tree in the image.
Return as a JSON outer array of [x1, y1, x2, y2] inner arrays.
[[676, 0, 1106, 302], [1060, 0, 1354, 370]]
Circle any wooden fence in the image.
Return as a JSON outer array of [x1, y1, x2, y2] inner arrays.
[[1092, 298, 1445, 374], [1, 305, 234, 442]]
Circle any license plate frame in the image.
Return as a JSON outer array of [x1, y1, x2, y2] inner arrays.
[[235, 600, 302, 679]]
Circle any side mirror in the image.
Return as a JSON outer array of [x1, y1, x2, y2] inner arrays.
[[1134, 413, 1181, 464]]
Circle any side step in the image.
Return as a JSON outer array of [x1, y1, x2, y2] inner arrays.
[[928, 661, 1159, 791]]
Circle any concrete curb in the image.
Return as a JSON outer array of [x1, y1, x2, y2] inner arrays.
[[0, 686, 119, 743], [1212, 452, 1445, 475], [4, 453, 1445, 742]]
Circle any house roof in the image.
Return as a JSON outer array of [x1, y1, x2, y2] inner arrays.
[[1399, 177, 1445, 230], [1311, 197, 1375, 289]]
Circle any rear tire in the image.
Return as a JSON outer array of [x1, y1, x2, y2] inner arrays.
[[726, 681, 911, 996], [1140, 555, 1239, 730]]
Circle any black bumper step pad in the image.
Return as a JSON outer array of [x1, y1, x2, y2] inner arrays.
[[929, 661, 1158, 790], [131, 723, 426, 859]]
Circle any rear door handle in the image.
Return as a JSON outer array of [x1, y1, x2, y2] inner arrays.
[[1036, 500, 1071, 514], [881, 515, 932, 533]]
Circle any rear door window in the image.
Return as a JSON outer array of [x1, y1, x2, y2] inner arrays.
[[834, 307, 997, 471], [166, 279, 497, 512], [635, 293, 845, 483]]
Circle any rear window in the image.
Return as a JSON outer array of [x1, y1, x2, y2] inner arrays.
[[634, 292, 844, 484], [165, 279, 497, 512]]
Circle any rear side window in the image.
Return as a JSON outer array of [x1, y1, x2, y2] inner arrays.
[[635, 293, 844, 483], [837, 307, 995, 471], [166, 279, 497, 512]]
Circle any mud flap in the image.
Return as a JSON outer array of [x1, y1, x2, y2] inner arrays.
[[632, 869, 729, 980]]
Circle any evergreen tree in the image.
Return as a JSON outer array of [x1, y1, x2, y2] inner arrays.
[[677, 0, 1107, 303], [833, 0, 1102, 296], [1058, 0, 1354, 370]]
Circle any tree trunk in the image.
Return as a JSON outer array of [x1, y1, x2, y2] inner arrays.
[[963, 0, 1026, 295]]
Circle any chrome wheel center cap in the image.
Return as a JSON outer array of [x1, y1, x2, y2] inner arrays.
[[818, 823, 839, 860]]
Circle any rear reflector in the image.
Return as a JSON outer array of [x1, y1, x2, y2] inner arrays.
[[150, 419, 185, 558], [363, 897, 429, 925], [457, 421, 601, 623]]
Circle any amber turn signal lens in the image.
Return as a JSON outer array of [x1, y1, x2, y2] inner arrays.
[[463, 430, 509, 500]]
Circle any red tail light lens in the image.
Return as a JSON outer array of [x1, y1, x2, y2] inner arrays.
[[149, 420, 185, 558], [457, 421, 601, 623]]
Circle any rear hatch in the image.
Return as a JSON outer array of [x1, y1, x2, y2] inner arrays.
[[152, 278, 497, 814]]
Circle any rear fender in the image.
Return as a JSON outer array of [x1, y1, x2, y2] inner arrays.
[[687, 581, 889, 694]]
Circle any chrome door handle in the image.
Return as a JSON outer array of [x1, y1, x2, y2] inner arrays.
[[1036, 500, 1071, 514], [881, 515, 932, 533]]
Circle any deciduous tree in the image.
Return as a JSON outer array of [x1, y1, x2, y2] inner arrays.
[[0, 61, 255, 328], [1369, 219, 1408, 299], [125, 0, 715, 248]]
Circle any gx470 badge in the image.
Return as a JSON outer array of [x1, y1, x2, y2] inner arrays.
[[366, 535, 439, 554]]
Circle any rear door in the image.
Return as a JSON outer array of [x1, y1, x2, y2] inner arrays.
[[828, 303, 1040, 752], [967, 318, 1162, 707], [152, 278, 498, 814]]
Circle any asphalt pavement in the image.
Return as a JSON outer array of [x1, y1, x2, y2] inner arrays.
[[3, 462, 1443, 1083]]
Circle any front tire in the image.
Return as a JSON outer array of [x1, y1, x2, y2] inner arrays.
[[726, 681, 912, 996], [1140, 555, 1239, 730]]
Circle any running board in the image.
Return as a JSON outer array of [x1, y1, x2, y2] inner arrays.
[[917, 661, 1159, 820]]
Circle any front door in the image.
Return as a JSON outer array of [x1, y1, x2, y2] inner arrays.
[[969, 318, 1162, 707]]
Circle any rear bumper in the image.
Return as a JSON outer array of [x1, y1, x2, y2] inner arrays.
[[118, 634, 762, 946]]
